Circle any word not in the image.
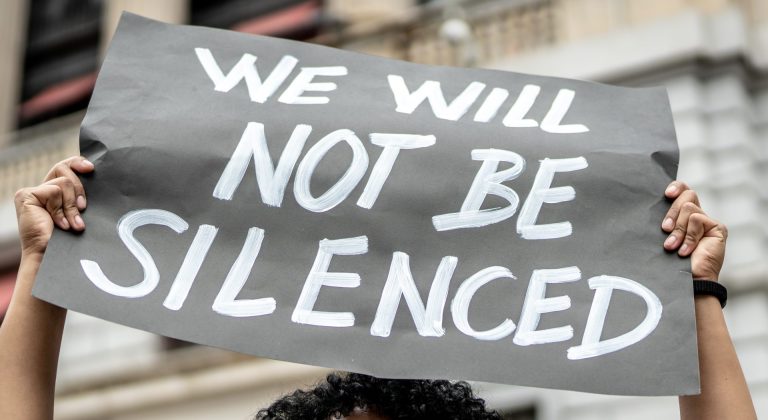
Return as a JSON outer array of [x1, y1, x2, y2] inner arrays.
[[80, 209, 662, 361], [214, 122, 588, 238]]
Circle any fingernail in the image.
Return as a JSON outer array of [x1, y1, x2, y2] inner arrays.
[[75, 215, 84, 229], [662, 217, 674, 230], [664, 235, 676, 247], [82, 159, 94, 168], [77, 195, 87, 209], [61, 217, 70, 229], [680, 243, 689, 255], [665, 184, 677, 195]]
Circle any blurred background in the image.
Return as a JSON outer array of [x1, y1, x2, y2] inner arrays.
[[0, 0, 766, 418]]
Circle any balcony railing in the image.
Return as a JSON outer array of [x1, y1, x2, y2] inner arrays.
[[319, 0, 557, 67]]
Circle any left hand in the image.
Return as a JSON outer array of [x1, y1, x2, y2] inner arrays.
[[14, 156, 93, 257], [661, 181, 728, 281]]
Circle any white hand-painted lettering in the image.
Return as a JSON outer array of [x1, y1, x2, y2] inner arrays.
[[371, 252, 457, 337], [292, 236, 368, 327], [514, 266, 581, 346], [81, 209, 188, 298]]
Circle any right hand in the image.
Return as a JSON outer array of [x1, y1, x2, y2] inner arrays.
[[661, 181, 728, 281], [14, 156, 94, 257]]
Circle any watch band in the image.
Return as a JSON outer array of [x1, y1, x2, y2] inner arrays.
[[693, 280, 727, 308]]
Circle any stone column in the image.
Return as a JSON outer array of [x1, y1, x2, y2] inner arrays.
[[0, 0, 28, 144], [101, 0, 188, 54]]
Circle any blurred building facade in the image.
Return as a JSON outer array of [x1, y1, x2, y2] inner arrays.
[[0, 0, 766, 418]]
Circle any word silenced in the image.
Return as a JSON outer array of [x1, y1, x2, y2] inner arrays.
[[80, 208, 662, 361]]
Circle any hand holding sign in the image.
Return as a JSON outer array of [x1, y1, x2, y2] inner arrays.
[[14, 157, 94, 256], [662, 181, 727, 280], [32, 13, 698, 395]]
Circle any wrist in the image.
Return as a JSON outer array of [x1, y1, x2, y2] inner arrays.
[[15, 251, 45, 298], [11, 254, 66, 319], [693, 279, 727, 308], [693, 274, 718, 282], [693, 294, 726, 322], [20, 250, 45, 264]]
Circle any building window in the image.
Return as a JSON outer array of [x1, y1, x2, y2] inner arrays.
[[19, 0, 102, 128], [191, 0, 326, 40]]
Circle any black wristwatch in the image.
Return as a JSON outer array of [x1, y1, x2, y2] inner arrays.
[[693, 280, 727, 308]]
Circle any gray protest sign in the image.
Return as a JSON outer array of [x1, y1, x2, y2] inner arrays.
[[33, 13, 698, 396]]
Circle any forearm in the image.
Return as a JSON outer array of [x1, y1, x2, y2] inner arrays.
[[679, 295, 756, 420], [0, 252, 67, 419]]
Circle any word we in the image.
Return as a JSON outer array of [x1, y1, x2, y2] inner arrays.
[[80, 208, 662, 361]]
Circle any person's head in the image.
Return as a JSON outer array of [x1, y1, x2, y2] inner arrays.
[[256, 372, 500, 420]]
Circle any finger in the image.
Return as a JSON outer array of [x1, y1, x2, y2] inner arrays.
[[29, 185, 68, 230], [69, 156, 95, 174], [665, 201, 703, 251], [44, 156, 94, 210], [664, 180, 689, 200], [714, 223, 728, 241], [45, 156, 95, 178], [45, 177, 84, 231], [678, 213, 717, 256], [662, 189, 700, 232]]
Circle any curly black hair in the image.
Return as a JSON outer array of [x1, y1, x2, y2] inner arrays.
[[255, 372, 501, 420]]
